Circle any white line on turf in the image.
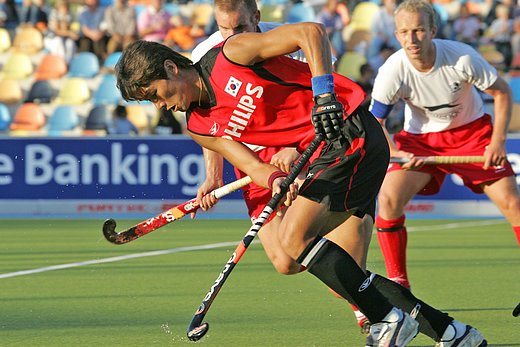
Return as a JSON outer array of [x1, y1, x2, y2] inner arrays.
[[0, 241, 249, 280], [0, 219, 507, 280]]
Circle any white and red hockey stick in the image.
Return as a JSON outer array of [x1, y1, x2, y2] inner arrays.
[[102, 176, 253, 245]]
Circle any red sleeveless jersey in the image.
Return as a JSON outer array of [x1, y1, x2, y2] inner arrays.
[[187, 45, 365, 152]]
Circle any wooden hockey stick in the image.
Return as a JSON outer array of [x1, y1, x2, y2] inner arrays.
[[390, 156, 485, 164]]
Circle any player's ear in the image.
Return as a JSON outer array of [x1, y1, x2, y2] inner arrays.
[[164, 60, 179, 78], [254, 10, 261, 25]]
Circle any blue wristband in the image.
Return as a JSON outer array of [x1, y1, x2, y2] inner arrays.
[[311, 74, 334, 97]]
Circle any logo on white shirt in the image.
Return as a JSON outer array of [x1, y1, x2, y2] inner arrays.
[[224, 76, 242, 97]]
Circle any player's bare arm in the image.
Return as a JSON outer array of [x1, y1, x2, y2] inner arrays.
[[194, 148, 225, 214], [483, 76, 513, 169], [223, 22, 333, 76]]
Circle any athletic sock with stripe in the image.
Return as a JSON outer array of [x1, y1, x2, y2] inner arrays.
[[297, 237, 394, 323], [375, 214, 410, 289], [370, 272, 452, 340]]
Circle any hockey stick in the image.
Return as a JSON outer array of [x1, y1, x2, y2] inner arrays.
[[186, 135, 324, 342], [390, 156, 485, 164], [102, 176, 253, 245], [514, 302, 520, 317]]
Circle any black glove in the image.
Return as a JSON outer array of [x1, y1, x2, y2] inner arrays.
[[311, 93, 345, 147]]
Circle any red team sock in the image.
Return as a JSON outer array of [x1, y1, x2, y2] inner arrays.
[[513, 226, 520, 246], [350, 304, 368, 329], [375, 215, 411, 289]]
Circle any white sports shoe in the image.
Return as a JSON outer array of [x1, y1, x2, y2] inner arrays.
[[366, 308, 419, 347], [435, 321, 487, 347]]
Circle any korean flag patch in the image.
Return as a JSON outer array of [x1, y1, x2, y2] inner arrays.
[[224, 76, 242, 97]]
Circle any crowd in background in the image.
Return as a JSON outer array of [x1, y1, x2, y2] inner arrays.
[[0, 0, 519, 136]]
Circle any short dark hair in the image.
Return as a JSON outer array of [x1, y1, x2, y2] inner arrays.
[[115, 40, 193, 102]]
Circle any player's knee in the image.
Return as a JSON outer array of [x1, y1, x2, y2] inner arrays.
[[377, 190, 405, 214], [271, 259, 303, 275]]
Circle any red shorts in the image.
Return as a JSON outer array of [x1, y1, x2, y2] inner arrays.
[[234, 146, 284, 222], [389, 115, 514, 195]]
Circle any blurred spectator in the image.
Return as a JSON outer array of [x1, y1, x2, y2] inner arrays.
[[451, 2, 482, 49], [368, 0, 400, 58], [164, 13, 205, 52], [77, 0, 108, 63], [19, 0, 48, 32], [512, 9, 520, 58], [153, 108, 183, 135], [336, 0, 350, 27], [44, 0, 78, 63], [368, 42, 395, 76], [356, 63, 374, 108], [284, 0, 315, 24], [104, 0, 136, 55], [108, 105, 139, 135], [315, 0, 346, 58], [0, 0, 20, 40], [137, 0, 172, 43], [484, 0, 517, 26], [488, 3, 513, 71]]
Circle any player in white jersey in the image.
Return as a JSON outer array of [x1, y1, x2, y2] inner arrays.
[[190, 0, 373, 334], [370, 3, 520, 343]]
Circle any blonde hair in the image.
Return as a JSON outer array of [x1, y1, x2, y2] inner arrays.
[[395, 0, 437, 30]]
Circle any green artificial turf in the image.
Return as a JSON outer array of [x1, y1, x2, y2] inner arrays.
[[0, 219, 518, 346]]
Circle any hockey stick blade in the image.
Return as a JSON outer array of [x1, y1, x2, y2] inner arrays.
[[390, 156, 485, 164], [102, 176, 252, 245], [513, 302, 520, 317], [186, 135, 323, 342]]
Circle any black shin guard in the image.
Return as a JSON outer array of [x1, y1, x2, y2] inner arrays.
[[371, 272, 452, 340], [297, 237, 393, 323]]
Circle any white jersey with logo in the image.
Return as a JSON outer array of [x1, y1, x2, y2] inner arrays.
[[370, 39, 498, 134], [191, 22, 307, 63]]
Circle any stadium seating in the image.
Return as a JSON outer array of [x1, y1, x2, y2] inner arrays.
[[259, 4, 284, 23], [0, 103, 11, 131], [0, 28, 11, 53], [92, 74, 122, 106], [26, 80, 58, 104], [335, 51, 367, 81], [68, 52, 100, 78], [55, 78, 91, 105], [285, 2, 315, 23], [0, 79, 23, 104], [47, 105, 80, 135], [348, 2, 379, 31], [84, 104, 112, 131], [510, 77, 520, 103], [34, 54, 68, 81], [102, 51, 122, 73], [9, 102, 46, 131], [12, 25, 44, 54], [2, 52, 34, 80]]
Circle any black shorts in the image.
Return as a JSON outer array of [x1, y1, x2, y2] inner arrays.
[[298, 106, 389, 219]]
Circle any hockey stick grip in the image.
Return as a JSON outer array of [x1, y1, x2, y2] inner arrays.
[[102, 176, 253, 244], [212, 176, 252, 199], [186, 135, 323, 342], [390, 156, 485, 164]]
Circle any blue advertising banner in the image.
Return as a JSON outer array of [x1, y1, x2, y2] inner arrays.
[[0, 134, 519, 219], [0, 136, 239, 200]]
